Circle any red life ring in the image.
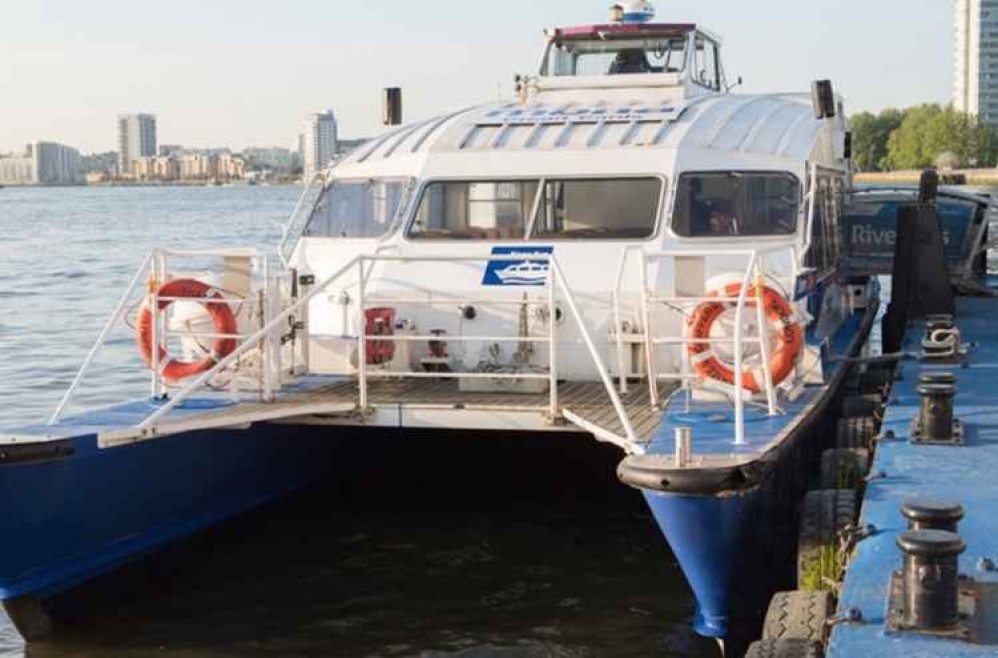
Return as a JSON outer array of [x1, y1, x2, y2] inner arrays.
[[686, 281, 803, 393], [136, 279, 238, 384]]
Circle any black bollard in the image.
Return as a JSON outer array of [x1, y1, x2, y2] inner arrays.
[[917, 383, 957, 441], [901, 500, 965, 533], [897, 530, 965, 630], [919, 372, 958, 387]]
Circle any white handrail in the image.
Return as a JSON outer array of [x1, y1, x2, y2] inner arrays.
[[138, 254, 365, 431], [754, 255, 778, 416], [731, 253, 756, 446], [357, 258, 368, 409], [52, 246, 287, 424], [547, 263, 558, 418], [132, 251, 642, 451], [638, 250, 659, 406], [49, 251, 156, 425], [551, 258, 639, 444], [619, 244, 797, 446]]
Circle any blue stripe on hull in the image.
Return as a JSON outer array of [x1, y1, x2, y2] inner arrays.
[[0, 424, 337, 600]]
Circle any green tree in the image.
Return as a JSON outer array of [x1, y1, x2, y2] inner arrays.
[[884, 104, 943, 170], [884, 105, 998, 170], [851, 108, 904, 172]]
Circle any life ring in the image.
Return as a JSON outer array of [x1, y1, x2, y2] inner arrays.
[[686, 280, 803, 393], [136, 279, 238, 383]]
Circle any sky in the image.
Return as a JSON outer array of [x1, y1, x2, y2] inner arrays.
[[0, 0, 954, 154]]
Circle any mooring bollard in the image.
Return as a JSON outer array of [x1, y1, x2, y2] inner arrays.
[[919, 372, 958, 387], [917, 383, 957, 441], [674, 427, 692, 468], [901, 500, 965, 533], [925, 314, 955, 333], [896, 529, 966, 630], [921, 316, 960, 363]]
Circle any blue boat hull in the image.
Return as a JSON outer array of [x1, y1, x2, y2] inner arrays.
[[621, 295, 879, 643], [638, 405, 845, 640], [0, 423, 339, 605]]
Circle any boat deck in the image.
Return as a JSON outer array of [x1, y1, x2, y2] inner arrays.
[[828, 292, 998, 657], [4, 378, 667, 451]]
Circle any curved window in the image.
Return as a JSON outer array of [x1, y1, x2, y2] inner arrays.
[[673, 172, 800, 237], [304, 179, 406, 239]]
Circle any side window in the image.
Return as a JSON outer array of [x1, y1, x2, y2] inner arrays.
[[673, 172, 799, 237], [694, 37, 719, 90], [712, 44, 723, 89], [531, 178, 661, 239], [829, 177, 845, 267], [805, 176, 845, 273], [806, 180, 827, 270], [409, 181, 537, 240]]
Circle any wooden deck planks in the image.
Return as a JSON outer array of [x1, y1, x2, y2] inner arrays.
[[150, 378, 673, 442]]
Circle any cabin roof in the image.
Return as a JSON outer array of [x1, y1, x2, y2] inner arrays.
[[336, 93, 835, 175], [549, 23, 697, 41]]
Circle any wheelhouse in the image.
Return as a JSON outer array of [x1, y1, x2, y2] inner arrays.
[[537, 22, 727, 93]]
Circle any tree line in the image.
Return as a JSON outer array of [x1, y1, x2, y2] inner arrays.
[[851, 105, 998, 172]]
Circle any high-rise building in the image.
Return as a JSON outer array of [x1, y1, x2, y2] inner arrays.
[[0, 141, 81, 186], [302, 110, 339, 180], [954, 0, 998, 129], [117, 114, 158, 175]]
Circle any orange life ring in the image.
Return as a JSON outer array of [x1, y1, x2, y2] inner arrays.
[[136, 279, 238, 384], [686, 281, 803, 393]]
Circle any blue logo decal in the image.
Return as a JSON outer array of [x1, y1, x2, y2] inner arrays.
[[482, 246, 554, 286]]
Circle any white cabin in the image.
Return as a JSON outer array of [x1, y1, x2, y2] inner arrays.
[[270, 12, 853, 447]]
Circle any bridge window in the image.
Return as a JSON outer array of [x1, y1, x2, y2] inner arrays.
[[304, 179, 407, 239], [409, 181, 538, 240], [531, 178, 661, 239], [547, 38, 688, 77], [693, 37, 721, 91], [673, 172, 800, 237]]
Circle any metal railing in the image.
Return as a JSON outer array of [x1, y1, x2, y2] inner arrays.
[[612, 245, 795, 446], [50, 248, 282, 425], [132, 252, 642, 453]]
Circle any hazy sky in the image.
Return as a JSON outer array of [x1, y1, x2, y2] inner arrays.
[[0, 0, 953, 154]]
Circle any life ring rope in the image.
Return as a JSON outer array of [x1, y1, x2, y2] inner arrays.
[[136, 279, 239, 384], [685, 281, 804, 394]]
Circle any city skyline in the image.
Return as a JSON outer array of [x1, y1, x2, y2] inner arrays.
[[0, 0, 954, 154]]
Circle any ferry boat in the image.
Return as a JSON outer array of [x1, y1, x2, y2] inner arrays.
[[0, 0, 873, 648]]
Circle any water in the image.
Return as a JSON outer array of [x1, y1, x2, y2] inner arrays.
[[0, 187, 711, 658]]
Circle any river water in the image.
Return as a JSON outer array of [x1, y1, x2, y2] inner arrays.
[[0, 187, 713, 658]]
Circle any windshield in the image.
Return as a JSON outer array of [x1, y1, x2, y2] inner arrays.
[[408, 178, 662, 241], [304, 179, 407, 239], [673, 172, 800, 238], [547, 37, 688, 77]]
